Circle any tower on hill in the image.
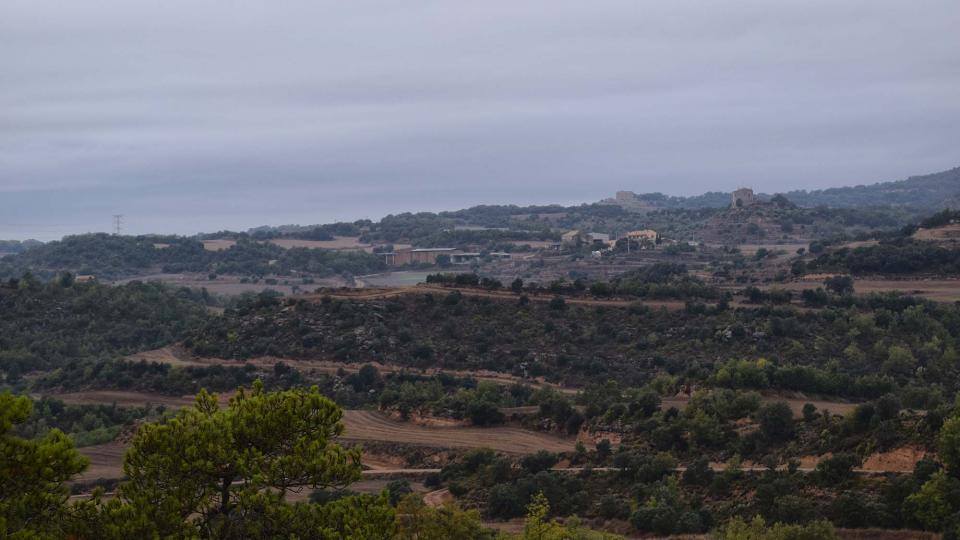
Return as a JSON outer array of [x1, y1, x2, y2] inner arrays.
[[731, 187, 756, 208]]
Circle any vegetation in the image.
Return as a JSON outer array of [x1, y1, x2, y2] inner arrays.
[[0, 276, 209, 379], [0, 233, 385, 280], [804, 238, 960, 275]]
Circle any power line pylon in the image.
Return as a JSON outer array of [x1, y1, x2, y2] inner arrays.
[[113, 214, 123, 235]]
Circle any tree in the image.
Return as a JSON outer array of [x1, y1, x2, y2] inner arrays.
[[510, 492, 621, 540], [824, 275, 854, 296], [91, 382, 362, 538], [883, 346, 917, 377], [395, 494, 493, 540], [682, 457, 714, 486], [0, 392, 89, 539], [717, 516, 837, 540], [756, 402, 795, 441], [815, 453, 860, 486], [939, 416, 960, 475], [906, 470, 960, 532]]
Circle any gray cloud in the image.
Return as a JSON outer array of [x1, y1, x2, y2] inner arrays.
[[1, 0, 959, 239]]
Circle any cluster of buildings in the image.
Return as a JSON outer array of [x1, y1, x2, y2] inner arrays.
[[379, 228, 666, 268], [560, 229, 659, 249]]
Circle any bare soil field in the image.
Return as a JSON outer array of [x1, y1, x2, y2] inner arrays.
[[861, 446, 928, 473], [124, 346, 206, 367], [268, 236, 371, 251], [853, 278, 960, 302], [201, 239, 236, 251], [913, 223, 960, 242], [357, 271, 434, 287], [77, 440, 126, 481], [48, 390, 573, 478], [769, 278, 960, 303], [340, 410, 575, 454]]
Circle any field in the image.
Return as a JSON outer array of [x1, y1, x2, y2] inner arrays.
[[114, 272, 345, 296], [341, 410, 574, 454], [913, 223, 960, 242], [357, 271, 434, 287], [769, 277, 960, 303], [202, 236, 380, 252], [48, 388, 575, 484], [201, 239, 236, 251], [268, 236, 371, 251]]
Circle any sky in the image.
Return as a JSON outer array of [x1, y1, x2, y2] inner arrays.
[[2, 1, 959, 240]]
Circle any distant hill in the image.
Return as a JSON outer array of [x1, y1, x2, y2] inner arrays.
[[604, 166, 960, 210], [781, 166, 960, 209]]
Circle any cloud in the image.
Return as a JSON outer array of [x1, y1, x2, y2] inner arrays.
[[1, 0, 958, 238]]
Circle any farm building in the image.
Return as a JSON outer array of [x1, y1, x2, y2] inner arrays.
[[626, 229, 659, 248], [562, 230, 613, 248], [382, 247, 458, 266]]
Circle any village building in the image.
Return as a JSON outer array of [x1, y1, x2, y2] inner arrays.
[[561, 230, 614, 248], [626, 229, 659, 249]]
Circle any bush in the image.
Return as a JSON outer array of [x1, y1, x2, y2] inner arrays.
[[597, 495, 631, 520], [756, 402, 795, 442], [486, 484, 523, 519], [682, 457, 714, 486], [717, 516, 838, 540], [815, 453, 860, 486]]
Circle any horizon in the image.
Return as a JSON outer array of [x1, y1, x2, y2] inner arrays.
[[1, 164, 956, 242]]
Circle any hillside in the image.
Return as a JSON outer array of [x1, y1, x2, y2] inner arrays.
[[604, 166, 960, 210], [783, 166, 960, 209]]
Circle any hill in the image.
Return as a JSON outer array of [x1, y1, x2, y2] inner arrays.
[[604, 166, 960, 210], [782, 166, 960, 209]]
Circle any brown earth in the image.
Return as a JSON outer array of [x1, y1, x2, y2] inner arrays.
[[77, 440, 127, 481], [913, 223, 960, 242], [768, 278, 960, 303], [340, 410, 575, 454], [861, 446, 927, 473], [43, 391, 573, 455], [268, 237, 371, 251], [201, 239, 236, 251]]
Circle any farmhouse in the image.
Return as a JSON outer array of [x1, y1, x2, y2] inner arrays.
[[626, 229, 659, 249], [562, 230, 614, 248]]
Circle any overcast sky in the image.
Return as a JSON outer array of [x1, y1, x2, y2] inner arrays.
[[2, 1, 959, 240]]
